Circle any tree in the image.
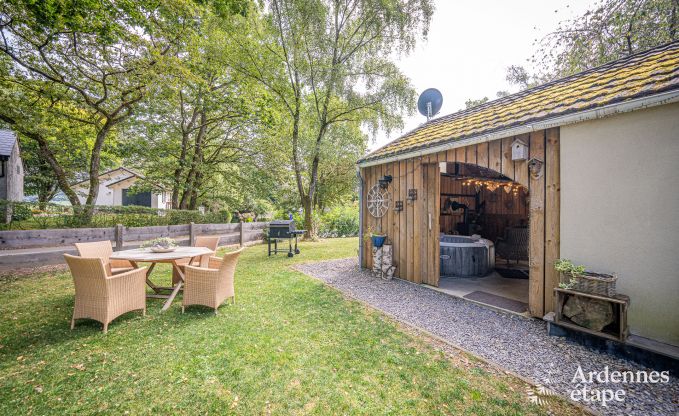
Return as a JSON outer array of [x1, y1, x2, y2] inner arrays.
[[509, 0, 679, 90], [121, 8, 271, 211], [0, 0, 200, 218], [231, 0, 433, 238], [464, 97, 489, 109]]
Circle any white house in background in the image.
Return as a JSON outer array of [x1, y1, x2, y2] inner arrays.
[[72, 167, 171, 209], [0, 129, 24, 202]]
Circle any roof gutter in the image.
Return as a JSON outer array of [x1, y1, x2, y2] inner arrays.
[[357, 89, 679, 168]]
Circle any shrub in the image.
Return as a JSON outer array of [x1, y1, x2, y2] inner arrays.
[[0, 201, 237, 230], [318, 204, 359, 238]]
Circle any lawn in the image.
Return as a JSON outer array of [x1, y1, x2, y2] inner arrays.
[[0, 238, 584, 415]]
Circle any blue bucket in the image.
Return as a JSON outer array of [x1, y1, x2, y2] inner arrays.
[[371, 235, 386, 248]]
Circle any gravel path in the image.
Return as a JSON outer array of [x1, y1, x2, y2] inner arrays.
[[295, 258, 678, 416]]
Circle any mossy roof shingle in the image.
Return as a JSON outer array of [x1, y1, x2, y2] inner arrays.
[[360, 41, 679, 164]]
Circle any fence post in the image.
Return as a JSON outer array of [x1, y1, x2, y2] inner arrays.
[[239, 221, 245, 247], [115, 224, 124, 251], [189, 222, 196, 246]]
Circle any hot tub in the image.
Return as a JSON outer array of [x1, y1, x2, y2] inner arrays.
[[440, 235, 495, 277]]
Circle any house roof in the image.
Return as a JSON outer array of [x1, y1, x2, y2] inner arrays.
[[105, 175, 139, 188], [359, 41, 679, 165], [72, 167, 144, 187], [0, 129, 18, 157]]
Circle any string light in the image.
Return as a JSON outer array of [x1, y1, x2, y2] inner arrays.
[[460, 178, 525, 194]]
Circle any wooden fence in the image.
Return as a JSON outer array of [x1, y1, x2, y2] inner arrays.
[[0, 222, 267, 270]]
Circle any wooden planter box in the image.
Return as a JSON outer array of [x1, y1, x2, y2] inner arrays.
[[554, 288, 630, 342]]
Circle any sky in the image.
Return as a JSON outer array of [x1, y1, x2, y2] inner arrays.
[[370, 0, 595, 151]]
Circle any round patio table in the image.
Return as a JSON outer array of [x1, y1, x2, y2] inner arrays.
[[110, 246, 214, 311]]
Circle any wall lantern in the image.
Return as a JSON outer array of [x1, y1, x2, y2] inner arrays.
[[378, 175, 393, 189], [511, 139, 528, 161], [394, 200, 403, 212], [528, 157, 544, 179]]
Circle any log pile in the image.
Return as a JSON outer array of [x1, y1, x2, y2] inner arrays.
[[372, 245, 396, 280]]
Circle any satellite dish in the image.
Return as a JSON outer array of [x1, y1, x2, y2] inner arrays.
[[417, 88, 443, 121]]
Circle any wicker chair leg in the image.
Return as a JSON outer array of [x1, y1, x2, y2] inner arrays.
[[70, 318, 75, 330], [214, 308, 218, 315], [103, 322, 108, 333], [181, 306, 185, 314], [143, 308, 146, 317]]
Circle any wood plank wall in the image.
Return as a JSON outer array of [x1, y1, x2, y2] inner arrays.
[[360, 128, 560, 317], [439, 175, 529, 242]]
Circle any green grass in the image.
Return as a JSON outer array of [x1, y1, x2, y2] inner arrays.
[[0, 238, 583, 415]]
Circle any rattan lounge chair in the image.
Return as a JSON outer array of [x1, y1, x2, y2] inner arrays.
[[64, 254, 147, 333], [182, 248, 244, 314], [75, 241, 134, 276], [173, 236, 221, 284]]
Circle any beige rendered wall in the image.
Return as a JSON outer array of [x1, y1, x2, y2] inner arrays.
[[560, 102, 679, 346]]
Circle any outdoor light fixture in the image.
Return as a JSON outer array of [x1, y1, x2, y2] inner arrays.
[[394, 200, 403, 212], [378, 175, 393, 188]]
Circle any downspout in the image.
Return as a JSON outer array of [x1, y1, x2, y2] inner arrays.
[[356, 167, 364, 268]]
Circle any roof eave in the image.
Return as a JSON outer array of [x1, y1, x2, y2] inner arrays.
[[357, 89, 679, 168]]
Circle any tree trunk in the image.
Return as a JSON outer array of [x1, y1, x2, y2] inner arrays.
[[81, 120, 113, 222], [172, 102, 199, 209], [301, 195, 315, 239], [0, 115, 82, 207], [180, 109, 207, 209]]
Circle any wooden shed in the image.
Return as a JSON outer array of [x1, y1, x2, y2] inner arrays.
[[357, 41, 679, 346]]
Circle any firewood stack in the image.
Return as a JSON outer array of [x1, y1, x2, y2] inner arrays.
[[372, 244, 396, 280]]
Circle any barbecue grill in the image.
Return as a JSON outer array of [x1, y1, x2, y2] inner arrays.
[[268, 220, 305, 257]]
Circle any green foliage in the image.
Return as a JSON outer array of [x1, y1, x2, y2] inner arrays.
[[465, 97, 489, 109], [0, 202, 233, 230], [507, 0, 679, 90], [140, 237, 178, 249], [554, 259, 586, 277], [229, 0, 433, 237], [534, 0, 679, 79], [554, 259, 587, 289], [10, 203, 32, 222], [317, 204, 359, 238]]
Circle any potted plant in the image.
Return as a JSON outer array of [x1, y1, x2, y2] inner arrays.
[[371, 233, 387, 248], [555, 259, 617, 297], [141, 237, 178, 253], [362, 226, 386, 248]]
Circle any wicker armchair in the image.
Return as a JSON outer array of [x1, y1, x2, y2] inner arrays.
[[182, 248, 244, 313], [64, 254, 147, 333], [75, 241, 134, 276], [173, 236, 221, 284], [495, 227, 529, 264]]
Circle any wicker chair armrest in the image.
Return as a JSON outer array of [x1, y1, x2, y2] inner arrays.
[[184, 265, 220, 279], [106, 266, 147, 281], [207, 256, 223, 269], [110, 258, 133, 268]]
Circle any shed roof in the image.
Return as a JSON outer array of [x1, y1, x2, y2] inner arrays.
[[0, 129, 18, 157], [359, 41, 679, 164]]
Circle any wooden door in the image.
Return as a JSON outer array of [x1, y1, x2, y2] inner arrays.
[[422, 163, 440, 286]]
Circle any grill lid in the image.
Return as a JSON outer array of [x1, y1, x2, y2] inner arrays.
[[270, 220, 294, 226]]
